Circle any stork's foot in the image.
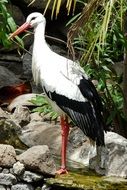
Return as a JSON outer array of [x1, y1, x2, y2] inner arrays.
[[56, 168, 68, 175]]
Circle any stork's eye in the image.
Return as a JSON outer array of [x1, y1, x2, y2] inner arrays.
[[31, 17, 36, 21]]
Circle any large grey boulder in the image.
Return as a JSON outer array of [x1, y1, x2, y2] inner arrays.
[[17, 145, 56, 175], [89, 132, 127, 178], [18, 121, 61, 155]]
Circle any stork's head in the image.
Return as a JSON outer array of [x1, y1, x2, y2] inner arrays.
[[9, 12, 46, 39], [26, 12, 46, 28]]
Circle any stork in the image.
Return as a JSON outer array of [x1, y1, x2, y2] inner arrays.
[[9, 12, 105, 175]]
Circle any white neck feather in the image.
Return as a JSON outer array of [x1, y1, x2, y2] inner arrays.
[[33, 22, 47, 48], [32, 22, 50, 85]]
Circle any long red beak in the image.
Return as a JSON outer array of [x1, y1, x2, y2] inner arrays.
[[9, 22, 31, 39]]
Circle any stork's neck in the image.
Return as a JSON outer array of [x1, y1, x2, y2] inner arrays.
[[33, 22, 47, 48]]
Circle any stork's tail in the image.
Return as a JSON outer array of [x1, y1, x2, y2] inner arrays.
[[96, 123, 105, 147]]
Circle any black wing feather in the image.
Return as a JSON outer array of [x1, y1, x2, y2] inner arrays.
[[78, 77, 104, 124], [44, 76, 105, 146]]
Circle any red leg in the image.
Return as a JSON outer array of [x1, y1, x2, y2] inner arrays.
[[56, 116, 70, 175]]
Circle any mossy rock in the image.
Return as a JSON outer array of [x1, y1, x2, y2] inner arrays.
[[0, 119, 27, 149]]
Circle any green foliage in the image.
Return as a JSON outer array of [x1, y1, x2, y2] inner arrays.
[[0, 0, 23, 48], [69, 0, 127, 127], [30, 95, 58, 120], [43, 0, 76, 18]]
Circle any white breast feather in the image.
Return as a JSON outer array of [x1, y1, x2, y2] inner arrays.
[[38, 52, 88, 103]]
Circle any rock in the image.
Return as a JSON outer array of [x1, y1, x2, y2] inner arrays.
[[0, 54, 22, 73], [67, 127, 94, 166], [20, 170, 43, 182], [89, 132, 127, 178], [22, 46, 32, 80], [8, 93, 38, 112], [0, 66, 22, 89], [0, 185, 6, 190], [18, 122, 95, 166], [0, 144, 16, 167], [2, 168, 10, 174], [41, 184, 52, 190], [103, 176, 127, 183], [10, 168, 14, 175], [30, 112, 43, 122], [18, 122, 61, 155], [11, 183, 34, 190], [17, 145, 56, 175], [13, 161, 25, 175], [12, 106, 30, 127], [14, 114, 127, 178], [41, 184, 51, 190], [0, 173, 17, 185], [0, 119, 27, 149], [0, 107, 10, 119], [0, 53, 21, 63], [15, 149, 25, 155]]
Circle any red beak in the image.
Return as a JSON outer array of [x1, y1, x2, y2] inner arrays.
[[9, 22, 31, 39]]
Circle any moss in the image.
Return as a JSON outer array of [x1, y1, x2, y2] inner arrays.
[[0, 119, 28, 149], [47, 169, 127, 190]]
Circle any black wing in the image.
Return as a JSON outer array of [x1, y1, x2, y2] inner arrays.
[[44, 76, 105, 146]]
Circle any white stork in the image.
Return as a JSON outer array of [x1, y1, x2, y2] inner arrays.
[[9, 12, 105, 174]]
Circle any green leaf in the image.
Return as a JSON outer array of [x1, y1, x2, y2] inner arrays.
[[102, 65, 112, 72], [50, 112, 58, 120], [14, 36, 24, 48], [7, 14, 17, 31], [32, 106, 45, 113], [30, 95, 58, 120], [30, 95, 48, 106]]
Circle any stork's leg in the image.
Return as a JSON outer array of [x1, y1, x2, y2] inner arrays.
[[56, 115, 69, 175]]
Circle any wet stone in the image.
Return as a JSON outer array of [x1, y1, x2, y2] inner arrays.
[[6, 186, 11, 190], [20, 170, 43, 183], [41, 184, 51, 190], [0, 185, 6, 190], [10, 168, 14, 175], [2, 168, 10, 174], [13, 161, 25, 176], [11, 183, 34, 190], [12, 105, 30, 127], [0, 173, 17, 185]]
